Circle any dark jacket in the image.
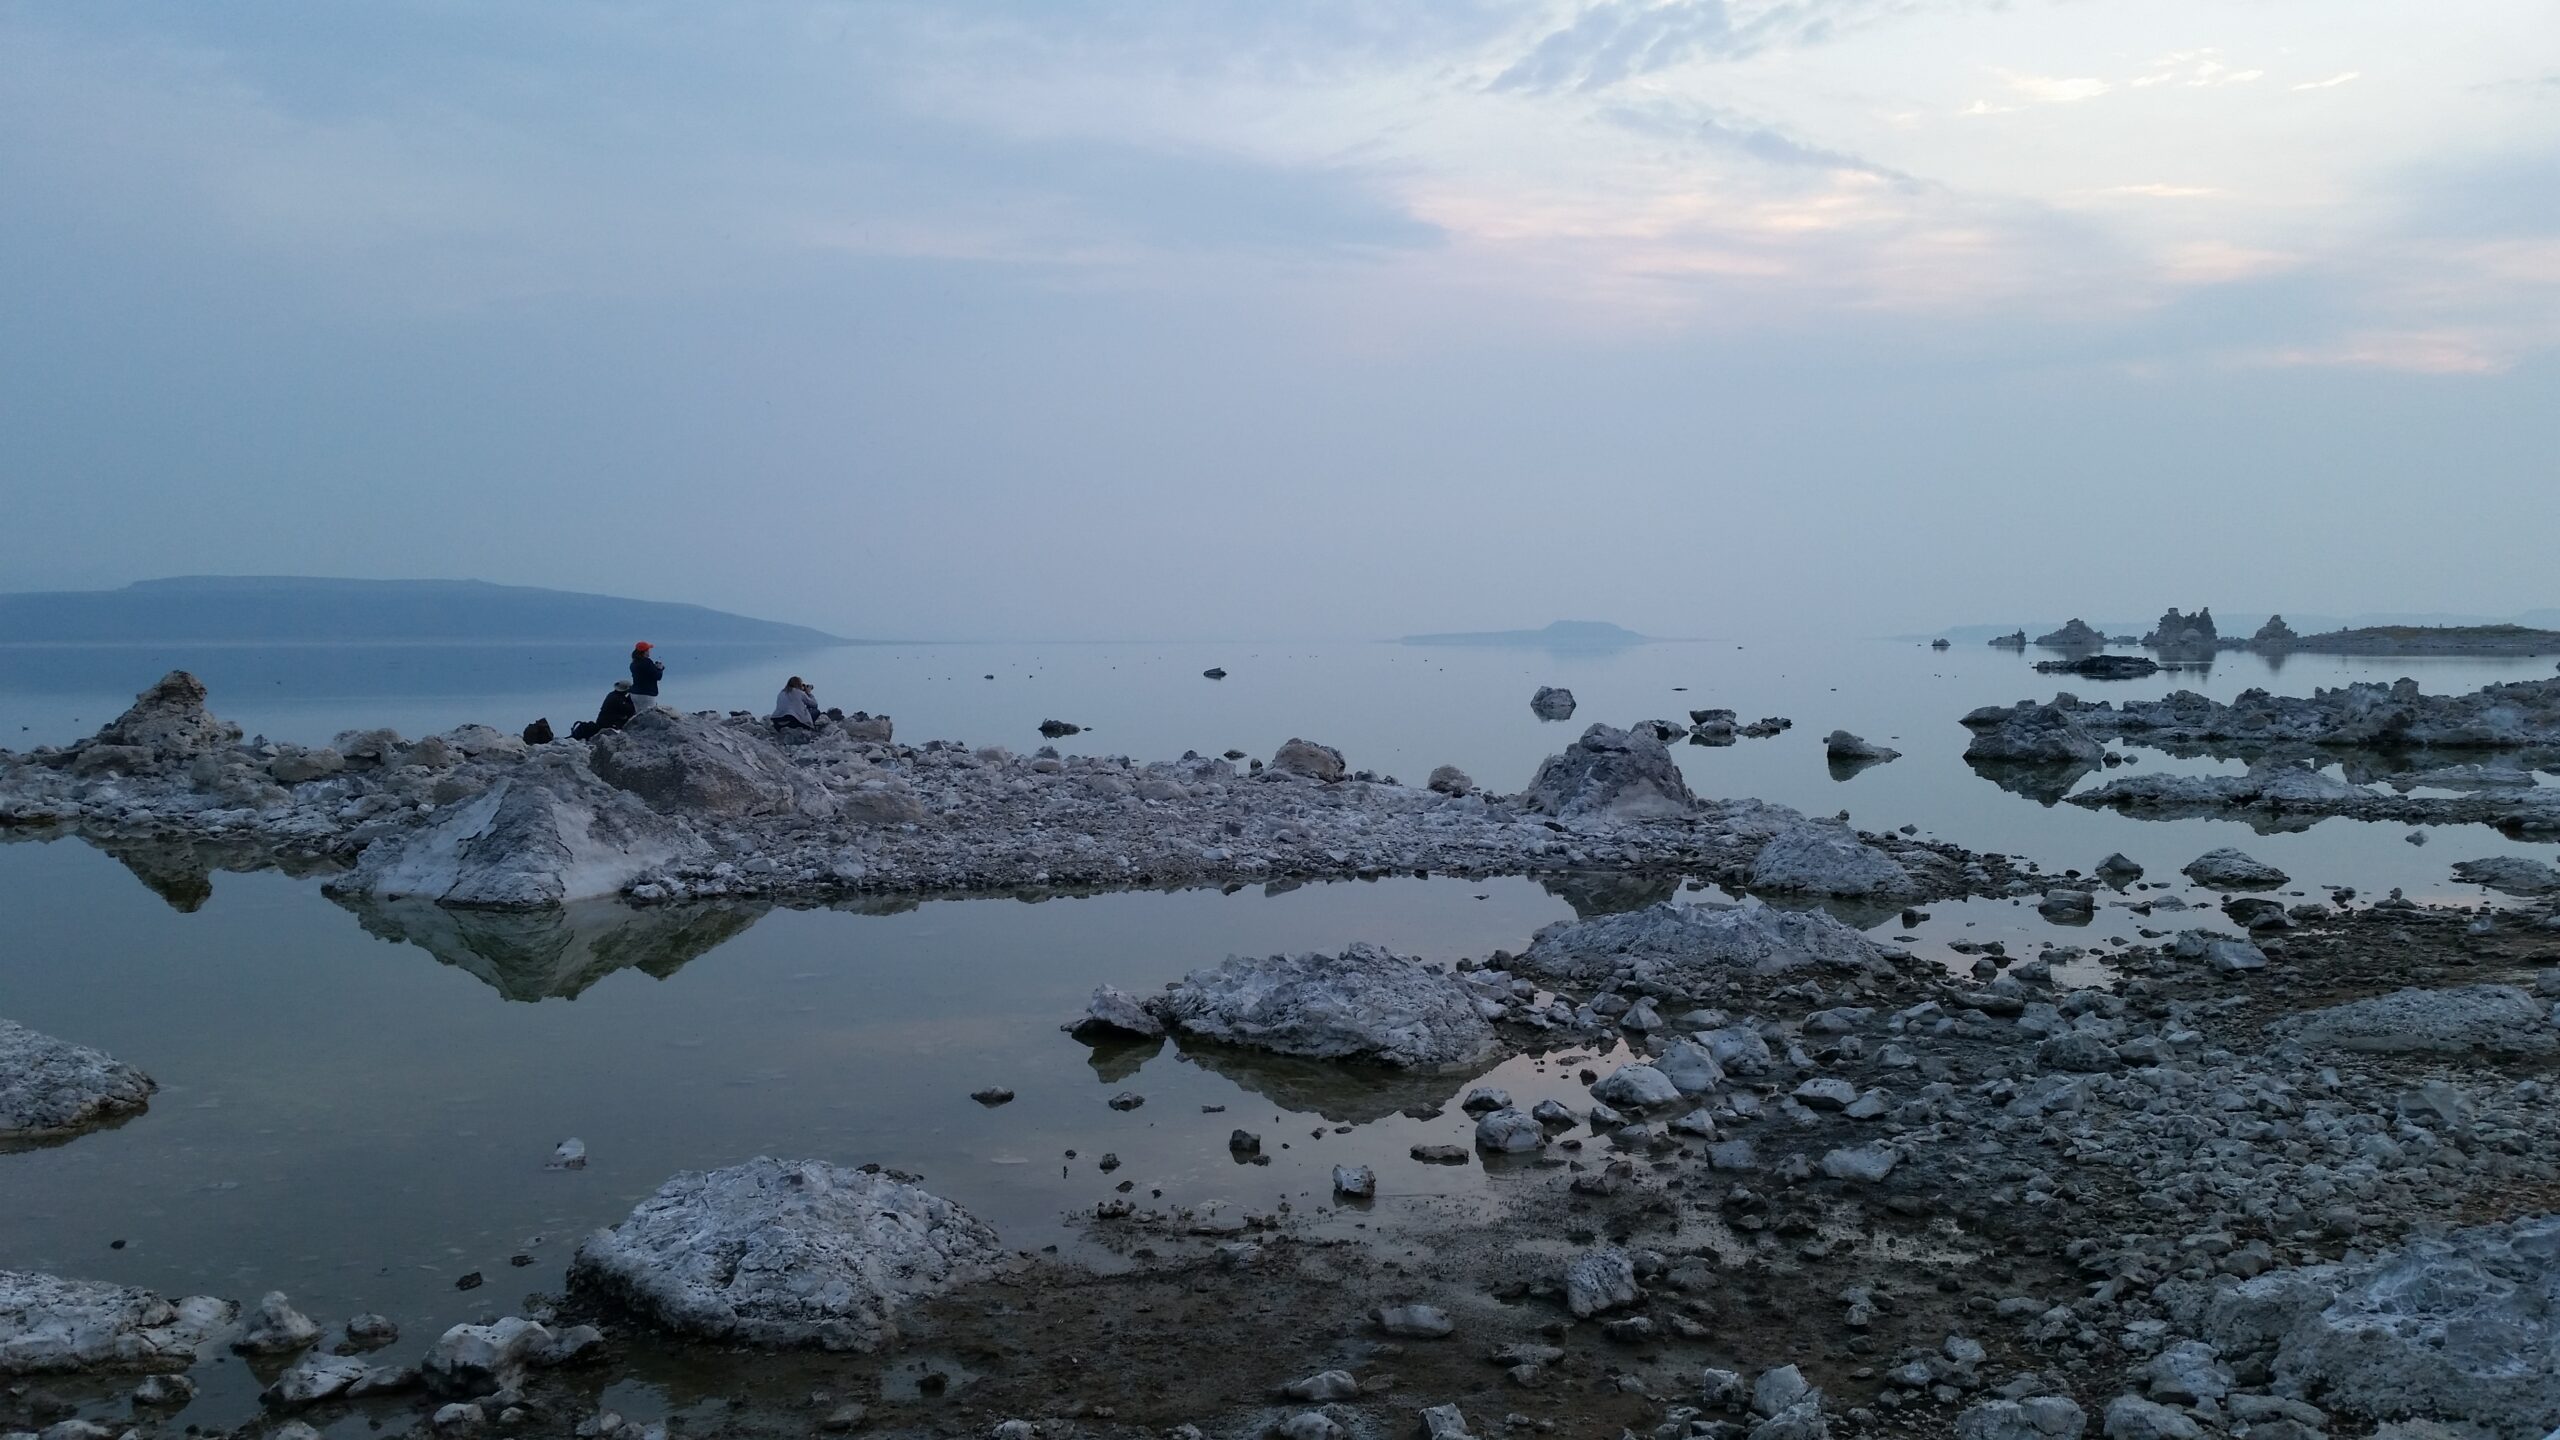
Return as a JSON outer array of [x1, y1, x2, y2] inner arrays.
[[630, 651, 664, 696], [595, 687, 638, 731]]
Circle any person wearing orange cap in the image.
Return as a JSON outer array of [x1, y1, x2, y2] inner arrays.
[[629, 641, 665, 711]]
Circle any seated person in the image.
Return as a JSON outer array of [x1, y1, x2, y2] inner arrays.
[[769, 676, 820, 732]]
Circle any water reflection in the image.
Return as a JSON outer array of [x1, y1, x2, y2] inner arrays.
[[1169, 1042, 1492, 1126], [1535, 870, 1682, 918], [1965, 758, 2099, 806], [335, 895, 767, 1001]]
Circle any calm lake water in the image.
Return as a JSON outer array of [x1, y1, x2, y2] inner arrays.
[[2, 637, 2552, 1420]]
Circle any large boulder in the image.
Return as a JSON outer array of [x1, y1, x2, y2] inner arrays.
[[0, 1271, 237, 1374], [1148, 944, 1500, 1068], [1268, 738, 1347, 782], [92, 671, 242, 765], [2197, 1215, 2560, 1436], [1960, 700, 2104, 765], [330, 755, 705, 908], [2273, 985, 2554, 1055], [1517, 901, 1889, 990], [1520, 724, 1694, 822], [1749, 822, 1912, 897], [570, 1157, 1002, 1351], [589, 709, 831, 818], [0, 1021, 155, 1139]]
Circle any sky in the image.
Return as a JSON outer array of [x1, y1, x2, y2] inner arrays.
[[1, 1, 2554, 640]]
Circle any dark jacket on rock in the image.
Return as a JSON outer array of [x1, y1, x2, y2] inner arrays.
[[630, 651, 664, 696], [594, 687, 637, 731]]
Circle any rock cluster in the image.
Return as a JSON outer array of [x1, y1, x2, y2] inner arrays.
[[2048, 674, 2560, 750], [2142, 606, 2220, 652], [1960, 700, 2105, 766]]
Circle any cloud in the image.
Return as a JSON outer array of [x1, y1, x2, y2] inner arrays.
[[2250, 332, 2510, 375], [2131, 51, 2263, 90], [2291, 72, 2362, 91], [1488, 0, 1888, 94], [1603, 101, 1913, 181], [1963, 69, 2108, 114], [2094, 184, 2223, 199]]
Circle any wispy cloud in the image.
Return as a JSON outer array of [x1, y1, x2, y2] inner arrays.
[[2094, 184, 2223, 199], [2250, 331, 2509, 375], [1488, 0, 1890, 95], [2292, 72, 2362, 92], [2131, 51, 2263, 89], [1963, 68, 2109, 115]]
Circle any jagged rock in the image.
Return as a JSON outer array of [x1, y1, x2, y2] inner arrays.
[[2194, 1214, 2560, 1436], [1748, 822, 1912, 897], [2273, 984, 2554, 1054], [2181, 847, 2288, 889], [2143, 606, 2220, 651], [1147, 944, 1500, 1068], [1426, 765, 1473, 795], [1822, 731, 1899, 762], [1954, 1396, 2087, 1439], [1331, 1165, 1375, 1199], [1989, 630, 2027, 648], [569, 1157, 1002, 1350], [2053, 673, 2560, 749], [589, 709, 831, 819], [1517, 902, 1888, 990], [1473, 1109, 1545, 1153], [1563, 1246, 1638, 1318], [2450, 856, 2560, 895], [1519, 725, 1694, 821], [0, 1021, 155, 1139], [1530, 686, 1577, 720], [92, 672, 241, 764], [1269, 739, 1346, 782], [267, 746, 347, 784], [234, 1292, 321, 1355], [2096, 853, 2143, 879], [331, 756, 705, 908], [0, 1271, 236, 1373], [422, 1316, 600, 1396], [1961, 701, 2105, 765], [2254, 614, 2299, 646], [1652, 1039, 1725, 1095], [1066, 986, 1164, 1041], [839, 712, 893, 744], [264, 1352, 400, 1408], [2033, 619, 2108, 648]]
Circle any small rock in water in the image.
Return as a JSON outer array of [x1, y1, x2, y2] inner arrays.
[[1202, 668, 1227, 680], [454, 1271, 484, 1291], [970, 1088, 1015, 1106], [548, 1138, 588, 1170], [1332, 1164, 1377, 1198], [1410, 1144, 1470, 1166], [1037, 719, 1082, 737], [1107, 1091, 1144, 1111], [234, 1291, 322, 1355], [1228, 1129, 1262, 1156]]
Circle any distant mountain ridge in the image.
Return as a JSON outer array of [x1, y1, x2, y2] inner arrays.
[[0, 577, 852, 646], [1400, 619, 1650, 647]]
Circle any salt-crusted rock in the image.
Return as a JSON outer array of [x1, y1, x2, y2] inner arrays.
[[2059, 673, 2560, 749], [1426, 765, 1473, 795], [91, 671, 241, 765], [839, 711, 893, 744], [421, 1316, 600, 1395], [1563, 1246, 1637, 1318], [0, 1020, 155, 1139], [331, 756, 704, 908], [1331, 1165, 1376, 1199], [0, 1271, 237, 1374], [2181, 848, 2288, 890], [1147, 944, 1500, 1068], [1749, 822, 1912, 897], [1822, 731, 1899, 763], [1268, 738, 1346, 782], [1066, 986, 1163, 1041], [1819, 1144, 1899, 1182], [1530, 686, 1577, 720], [2450, 856, 2560, 895], [570, 1157, 1002, 1351], [1519, 725, 1695, 822], [1953, 1396, 2086, 1439], [589, 709, 832, 819], [233, 1291, 320, 1354], [1652, 1039, 1726, 1095], [266, 746, 346, 784], [2195, 1214, 2560, 1436], [1473, 1109, 1545, 1153], [1590, 1064, 1680, 1109], [2273, 984, 2554, 1055], [1517, 902, 1889, 990], [2100, 1395, 2201, 1439], [1960, 700, 2105, 765]]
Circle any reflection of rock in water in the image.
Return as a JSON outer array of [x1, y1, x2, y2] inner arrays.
[[1826, 754, 1896, 784], [71, 833, 344, 914], [336, 895, 767, 1001], [1749, 891, 1911, 933], [1539, 870, 1684, 919], [1173, 1042, 1489, 1126], [1080, 1034, 1163, 1084], [1964, 758, 2097, 807]]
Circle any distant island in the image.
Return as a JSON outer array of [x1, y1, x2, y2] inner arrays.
[[0, 577, 853, 646], [1399, 619, 1650, 648]]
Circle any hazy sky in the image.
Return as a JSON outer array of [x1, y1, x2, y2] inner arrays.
[[3, 2, 2554, 639]]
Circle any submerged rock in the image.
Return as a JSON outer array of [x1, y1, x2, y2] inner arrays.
[[1147, 944, 1500, 1068], [1530, 686, 1577, 721], [570, 1157, 1002, 1351], [0, 1271, 236, 1374], [1519, 724, 1694, 822], [1748, 822, 1913, 896], [0, 1020, 155, 1139], [1517, 901, 1890, 989]]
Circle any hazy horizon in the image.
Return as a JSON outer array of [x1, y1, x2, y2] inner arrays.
[[4, 3, 2554, 641]]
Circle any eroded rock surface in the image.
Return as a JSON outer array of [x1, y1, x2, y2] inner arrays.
[[1148, 944, 1501, 1069], [0, 1021, 155, 1139], [571, 1157, 1002, 1351], [1961, 701, 2105, 766], [1516, 903, 1891, 990], [0, 1272, 236, 1374], [1519, 725, 1694, 822]]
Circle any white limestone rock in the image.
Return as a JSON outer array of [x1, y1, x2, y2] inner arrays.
[[1749, 822, 1913, 897], [1147, 943, 1501, 1069], [0, 1271, 236, 1374], [1519, 724, 1695, 822], [0, 1021, 155, 1140]]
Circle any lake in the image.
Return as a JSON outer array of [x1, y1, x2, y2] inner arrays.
[[2, 635, 2552, 1420]]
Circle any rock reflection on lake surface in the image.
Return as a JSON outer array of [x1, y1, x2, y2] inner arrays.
[[336, 896, 769, 1002]]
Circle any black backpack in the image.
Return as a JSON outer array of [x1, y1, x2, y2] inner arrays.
[[522, 718, 556, 745]]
